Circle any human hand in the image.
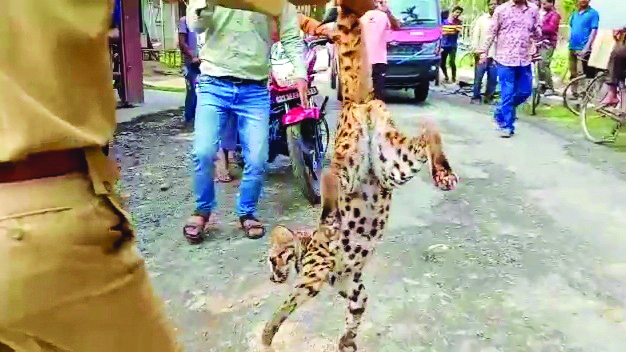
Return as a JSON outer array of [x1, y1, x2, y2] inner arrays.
[[478, 53, 487, 65], [191, 57, 201, 64], [296, 78, 309, 108]]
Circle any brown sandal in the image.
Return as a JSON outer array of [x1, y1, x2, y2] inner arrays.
[[183, 213, 209, 244], [239, 215, 266, 240]]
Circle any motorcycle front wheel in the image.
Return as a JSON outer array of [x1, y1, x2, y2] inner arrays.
[[286, 120, 326, 205]]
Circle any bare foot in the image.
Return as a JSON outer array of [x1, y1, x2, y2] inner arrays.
[[600, 96, 620, 107]]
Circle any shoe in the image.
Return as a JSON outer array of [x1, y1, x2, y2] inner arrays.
[[470, 98, 481, 104], [544, 89, 555, 96], [498, 128, 513, 138]]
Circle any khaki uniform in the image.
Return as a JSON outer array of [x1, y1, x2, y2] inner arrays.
[[0, 0, 182, 351], [0, 0, 367, 351]]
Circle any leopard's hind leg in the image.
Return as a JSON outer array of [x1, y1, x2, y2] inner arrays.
[[261, 276, 325, 346], [336, 271, 368, 352]]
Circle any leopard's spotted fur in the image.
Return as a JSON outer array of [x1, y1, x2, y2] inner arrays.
[[262, 5, 458, 352]]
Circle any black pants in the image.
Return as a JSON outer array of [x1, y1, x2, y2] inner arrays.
[[441, 47, 457, 81], [608, 44, 626, 87], [372, 63, 387, 100]]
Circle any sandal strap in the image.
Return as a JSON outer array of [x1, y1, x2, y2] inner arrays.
[[192, 211, 211, 221], [239, 214, 260, 225]]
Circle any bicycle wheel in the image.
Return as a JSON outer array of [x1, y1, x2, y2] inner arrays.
[[531, 63, 541, 115], [457, 53, 476, 71], [580, 73, 622, 143], [563, 75, 588, 115]]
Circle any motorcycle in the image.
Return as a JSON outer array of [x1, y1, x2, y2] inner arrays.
[[236, 36, 331, 205]]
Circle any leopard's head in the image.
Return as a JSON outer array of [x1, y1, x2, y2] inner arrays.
[[268, 225, 297, 284]]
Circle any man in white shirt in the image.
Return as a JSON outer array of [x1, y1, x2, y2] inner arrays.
[[471, 0, 498, 104]]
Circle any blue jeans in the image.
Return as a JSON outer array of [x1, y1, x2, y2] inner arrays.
[[473, 57, 497, 100], [221, 114, 238, 151], [193, 75, 270, 217], [494, 64, 532, 133], [183, 63, 201, 123]]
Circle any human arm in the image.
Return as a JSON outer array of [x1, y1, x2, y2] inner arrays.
[[478, 10, 500, 62], [379, 2, 400, 31], [279, 4, 309, 106], [471, 17, 482, 53], [279, 4, 307, 80], [580, 11, 599, 55], [186, 0, 216, 34], [299, 14, 322, 36], [178, 18, 199, 63]]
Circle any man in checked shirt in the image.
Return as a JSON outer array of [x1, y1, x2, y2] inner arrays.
[[478, 0, 541, 138]]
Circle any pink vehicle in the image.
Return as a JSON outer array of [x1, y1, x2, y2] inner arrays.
[[331, 0, 442, 102]]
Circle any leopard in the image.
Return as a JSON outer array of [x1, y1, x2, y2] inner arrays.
[[261, 5, 458, 352]]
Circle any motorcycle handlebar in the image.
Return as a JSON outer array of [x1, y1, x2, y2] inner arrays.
[[306, 36, 332, 48]]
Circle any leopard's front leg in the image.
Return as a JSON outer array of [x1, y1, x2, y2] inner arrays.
[[338, 272, 368, 352]]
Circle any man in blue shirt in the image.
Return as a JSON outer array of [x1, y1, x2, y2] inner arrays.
[[568, 0, 600, 96]]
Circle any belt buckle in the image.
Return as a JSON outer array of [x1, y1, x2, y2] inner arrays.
[[231, 77, 244, 84]]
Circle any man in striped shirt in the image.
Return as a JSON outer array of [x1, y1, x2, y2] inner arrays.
[[441, 6, 464, 83]]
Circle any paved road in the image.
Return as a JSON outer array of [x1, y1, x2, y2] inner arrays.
[[115, 77, 626, 352]]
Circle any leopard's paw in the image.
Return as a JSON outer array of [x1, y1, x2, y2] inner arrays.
[[433, 167, 458, 191]]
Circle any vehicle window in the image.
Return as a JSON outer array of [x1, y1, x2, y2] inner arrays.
[[388, 0, 439, 28]]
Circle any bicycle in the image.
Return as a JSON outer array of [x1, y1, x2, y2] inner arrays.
[[530, 57, 544, 116], [562, 56, 603, 116], [580, 72, 625, 144]]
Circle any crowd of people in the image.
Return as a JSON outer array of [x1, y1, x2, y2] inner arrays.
[[442, 0, 624, 138]]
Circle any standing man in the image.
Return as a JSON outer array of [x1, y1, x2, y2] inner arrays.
[[1, 1, 185, 351], [183, 1, 308, 243], [471, 0, 498, 104], [538, 0, 561, 96], [568, 0, 600, 97], [360, 0, 400, 100], [179, 15, 201, 125], [441, 6, 464, 84], [479, 0, 541, 138]]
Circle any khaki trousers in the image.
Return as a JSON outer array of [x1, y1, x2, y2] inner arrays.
[[0, 173, 180, 352]]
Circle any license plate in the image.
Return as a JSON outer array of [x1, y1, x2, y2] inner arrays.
[[275, 87, 318, 103]]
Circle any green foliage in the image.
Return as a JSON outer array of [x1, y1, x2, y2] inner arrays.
[[550, 47, 570, 80]]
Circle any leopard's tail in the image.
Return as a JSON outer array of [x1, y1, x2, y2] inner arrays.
[[336, 7, 374, 104]]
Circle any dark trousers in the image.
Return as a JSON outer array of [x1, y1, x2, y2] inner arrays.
[[441, 47, 457, 81], [472, 56, 497, 100], [184, 62, 201, 123], [608, 44, 626, 87], [372, 63, 387, 100], [568, 50, 596, 95]]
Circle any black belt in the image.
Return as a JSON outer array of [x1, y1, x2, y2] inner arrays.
[[215, 75, 267, 85]]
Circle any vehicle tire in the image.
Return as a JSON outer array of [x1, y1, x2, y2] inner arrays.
[[414, 82, 429, 103], [563, 74, 588, 115], [287, 123, 321, 205], [330, 58, 337, 90], [531, 89, 541, 115], [337, 75, 343, 102], [580, 73, 621, 144]]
